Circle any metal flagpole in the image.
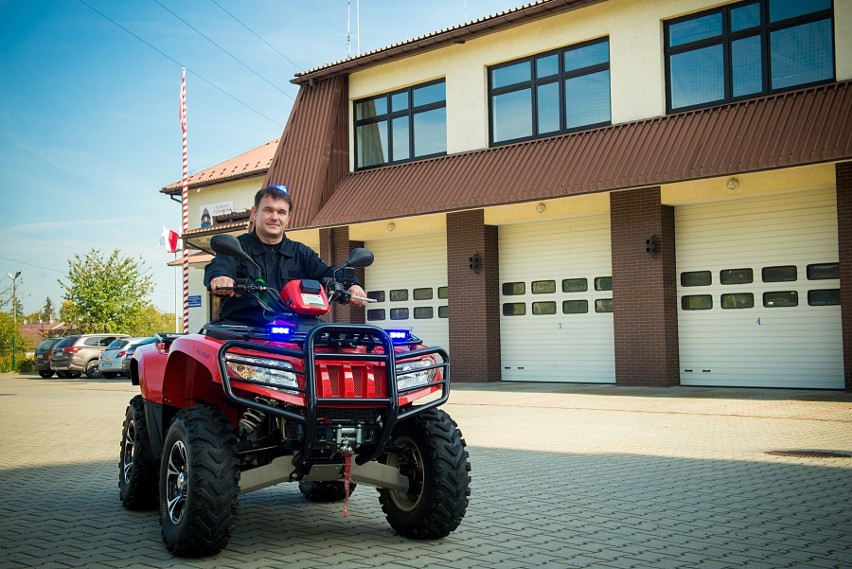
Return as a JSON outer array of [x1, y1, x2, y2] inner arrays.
[[180, 68, 190, 333]]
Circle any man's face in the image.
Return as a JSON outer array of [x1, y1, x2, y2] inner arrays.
[[252, 195, 290, 243]]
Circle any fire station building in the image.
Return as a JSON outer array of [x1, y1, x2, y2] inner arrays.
[[165, 0, 852, 390]]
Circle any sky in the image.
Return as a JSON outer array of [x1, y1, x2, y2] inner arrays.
[[0, 0, 524, 318]]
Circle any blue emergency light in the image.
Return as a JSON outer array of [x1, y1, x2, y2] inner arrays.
[[387, 329, 412, 343], [266, 321, 295, 338]]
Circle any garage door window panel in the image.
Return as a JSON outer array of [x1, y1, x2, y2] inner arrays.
[[762, 265, 797, 282], [502, 282, 525, 295], [721, 293, 754, 309], [390, 289, 409, 301], [595, 299, 613, 313], [720, 268, 753, 285], [808, 289, 839, 306], [807, 262, 839, 280], [764, 291, 798, 307], [367, 309, 386, 321], [682, 295, 713, 310], [532, 302, 557, 315], [532, 280, 556, 294], [562, 278, 588, 292], [563, 300, 589, 314], [503, 303, 526, 316], [594, 276, 612, 291], [681, 271, 712, 286], [414, 307, 434, 319], [390, 308, 410, 320]]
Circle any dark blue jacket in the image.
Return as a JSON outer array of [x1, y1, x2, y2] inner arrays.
[[203, 231, 340, 324]]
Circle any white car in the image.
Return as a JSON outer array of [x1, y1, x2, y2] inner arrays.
[[99, 337, 155, 378]]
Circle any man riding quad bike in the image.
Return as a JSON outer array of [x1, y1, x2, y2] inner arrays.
[[118, 233, 471, 557]]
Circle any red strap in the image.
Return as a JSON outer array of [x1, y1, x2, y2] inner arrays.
[[343, 452, 352, 517]]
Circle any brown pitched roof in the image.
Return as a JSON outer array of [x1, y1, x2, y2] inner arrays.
[[294, 0, 600, 84], [162, 138, 278, 194], [309, 80, 852, 228]]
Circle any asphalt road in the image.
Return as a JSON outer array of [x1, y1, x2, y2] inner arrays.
[[1, 373, 851, 568]]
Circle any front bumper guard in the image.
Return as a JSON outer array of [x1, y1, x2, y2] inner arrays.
[[217, 323, 449, 466]]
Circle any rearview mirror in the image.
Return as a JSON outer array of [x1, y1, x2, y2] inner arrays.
[[210, 234, 260, 271], [344, 247, 374, 269]]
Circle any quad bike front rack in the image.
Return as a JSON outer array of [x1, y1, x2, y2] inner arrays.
[[217, 323, 450, 466]]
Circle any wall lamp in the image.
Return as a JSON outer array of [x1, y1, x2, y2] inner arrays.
[[645, 234, 659, 258], [468, 252, 481, 274]]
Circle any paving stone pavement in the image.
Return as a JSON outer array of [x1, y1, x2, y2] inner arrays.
[[0, 373, 850, 569]]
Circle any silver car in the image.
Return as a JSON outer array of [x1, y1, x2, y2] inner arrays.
[[100, 337, 156, 378]]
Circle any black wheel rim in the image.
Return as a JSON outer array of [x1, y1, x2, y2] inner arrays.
[[87, 362, 101, 378], [165, 440, 188, 524]]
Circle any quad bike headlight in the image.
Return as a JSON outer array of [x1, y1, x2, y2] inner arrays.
[[225, 354, 299, 391], [396, 357, 436, 391]]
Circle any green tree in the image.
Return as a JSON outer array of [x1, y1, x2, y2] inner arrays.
[[0, 312, 22, 372], [42, 297, 56, 321], [126, 305, 177, 336], [58, 249, 154, 333]]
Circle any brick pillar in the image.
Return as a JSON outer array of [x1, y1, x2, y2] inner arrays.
[[320, 227, 365, 324], [837, 162, 852, 392], [610, 188, 679, 386], [446, 210, 501, 382]]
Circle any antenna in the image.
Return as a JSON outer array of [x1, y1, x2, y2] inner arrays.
[[346, 0, 360, 58]]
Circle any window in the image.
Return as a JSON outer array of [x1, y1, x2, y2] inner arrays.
[[808, 289, 839, 306], [354, 80, 447, 169], [764, 291, 798, 307], [531, 280, 556, 294], [438, 306, 449, 318], [503, 303, 526, 316], [665, 0, 834, 112], [594, 276, 612, 291], [562, 300, 589, 314], [721, 293, 754, 309], [720, 268, 753, 285], [502, 282, 525, 295], [562, 278, 588, 293], [413, 288, 433, 300], [595, 299, 613, 313], [807, 262, 839, 280], [681, 271, 712, 286], [532, 301, 557, 315], [438, 286, 449, 299], [682, 295, 713, 310], [762, 265, 797, 282], [489, 38, 610, 145], [390, 308, 410, 320], [367, 291, 385, 302], [367, 309, 386, 321], [414, 307, 434, 319], [389, 289, 409, 301]]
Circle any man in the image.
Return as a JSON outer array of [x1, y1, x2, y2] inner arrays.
[[205, 184, 367, 324]]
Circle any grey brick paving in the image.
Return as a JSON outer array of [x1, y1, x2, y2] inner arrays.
[[1, 374, 851, 568]]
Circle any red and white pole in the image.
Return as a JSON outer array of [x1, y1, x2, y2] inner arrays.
[[180, 68, 190, 333]]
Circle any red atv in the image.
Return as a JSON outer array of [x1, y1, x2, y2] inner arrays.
[[119, 234, 471, 557]]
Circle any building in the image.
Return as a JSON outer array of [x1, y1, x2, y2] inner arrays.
[[164, 0, 852, 390]]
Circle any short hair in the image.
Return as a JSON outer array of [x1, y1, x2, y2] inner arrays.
[[254, 184, 293, 211]]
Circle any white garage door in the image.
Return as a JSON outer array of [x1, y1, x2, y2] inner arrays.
[[363, 234, 450, 350], [499, 215, 614, 383], [676, 188, 842, 389]]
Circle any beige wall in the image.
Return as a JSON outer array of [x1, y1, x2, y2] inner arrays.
[[348, 0, 852, 167]]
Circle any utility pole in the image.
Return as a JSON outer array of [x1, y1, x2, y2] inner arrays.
[[7, 271, 21, 372]]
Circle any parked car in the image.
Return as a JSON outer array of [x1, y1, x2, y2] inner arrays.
[[119, 336, 157, 376], [34, 337, 65, 378], [100, 337, 156, 378], [50, 333, 129, 379]]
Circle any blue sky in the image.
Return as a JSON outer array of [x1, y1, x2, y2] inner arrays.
[[0, 0, 522, 317]]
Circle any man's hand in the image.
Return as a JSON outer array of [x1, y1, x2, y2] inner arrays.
[[347, 284, 368, 307], [210, 276, 236, 297]]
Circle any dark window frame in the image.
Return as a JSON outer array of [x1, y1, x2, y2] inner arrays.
[[488, 36, 611, 146], [353, 78, 447, 170], [664, 0, 835, 113]]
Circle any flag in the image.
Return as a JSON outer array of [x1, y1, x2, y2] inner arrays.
[[160, 226, 180, 254]]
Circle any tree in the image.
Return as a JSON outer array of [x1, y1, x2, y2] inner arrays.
[[58, 249, 154, 333], [126, 305, 177, 336], [41, 297, 56, 322]]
